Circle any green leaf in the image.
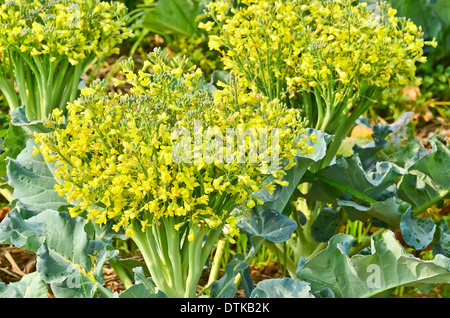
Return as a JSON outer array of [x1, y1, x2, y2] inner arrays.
[[0, 207, 45, 251], [26, 209, 117, 298], [296, 230, 450, 298], [397, 136, 450, 214], [0, 122, 28, 180], [120, 267, 166, 298], [376, 112, 430, 169], [1, 208, 117, 298], [6, 138, 68, 212], [237, 209, 297, 244], [84, 219, 127, 245], [338, 197, 410, 228], [400, 210, 436, 250], [208, 253, 253, 298], [433, 219, 450, 258], [256, 129, 330, 214], [9, 106, 52, 135], [310, 208, 340, 243], [141, 0, 204, 37], [305, 155, 405, 205], [250, 278, 315, 298], [0, 272, 48, 298]]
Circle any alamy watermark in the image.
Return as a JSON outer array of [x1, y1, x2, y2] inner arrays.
[[67, 3, 82, 29], [171, 120, 280, 174], [366, 264, 381, 289]]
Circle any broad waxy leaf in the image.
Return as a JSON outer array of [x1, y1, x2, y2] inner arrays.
[[305, 114, 449, 253], [338, 197, 410, 228], [32, 210, 117, 298], [9, 106, 53, 135], [0, 272, 48, 298], [237, 209, 297, 244], [375, 112, 431, 169], [400, 210, 436, 250], [307, 155, 405, 203], [397, 136, 450, 212], [1, 208, 116, 298], [433, 219, 450, 258], [310, 208, 340, 242], [296, 230, 450, 298], [0, 208, 45, 250], [119, 267, 166, 298], [250, 278, 315, 298], [7, 138, 68, 212]]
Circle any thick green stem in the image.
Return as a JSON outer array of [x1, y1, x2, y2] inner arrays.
[[185, 225, 206, 298], [130, 221, 173, 296], [207, 239, 226, 287], [162, 217, 184, 294], [131, 216, 223, 298]]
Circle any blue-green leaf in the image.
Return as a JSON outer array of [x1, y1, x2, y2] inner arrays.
[[120, 267, 166, 298], [9, 106, 52, 135], [0, 272, 48, 298], [400, 210, 436, 250], [0, 208, 45, 251], [255, 129, 330, 215], [397, 136, 450, 213], [208, 253, 253, 298], [7, 138, 68, 212], [338, 197, 410, 228], [310, 208, 340, 243], [433, 219, 450, 258], [237, 209, 297, 243], [23, 209, 117, 298], [296, 230, 450, 298], [309, 155, 405, 203], [250, 278, 315, 298], [376, 112, 430, 169]]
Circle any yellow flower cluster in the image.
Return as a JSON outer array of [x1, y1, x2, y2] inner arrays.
[[0, 0, 131, 65], [35, 49, 315, 238], [203, 0, 436, 107]]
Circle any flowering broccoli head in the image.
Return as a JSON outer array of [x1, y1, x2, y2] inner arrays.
[[203, 0, 437, 134], [204, 0, 436, 92], [0, 0, 131, 65], [35, 49, 315, 239]]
